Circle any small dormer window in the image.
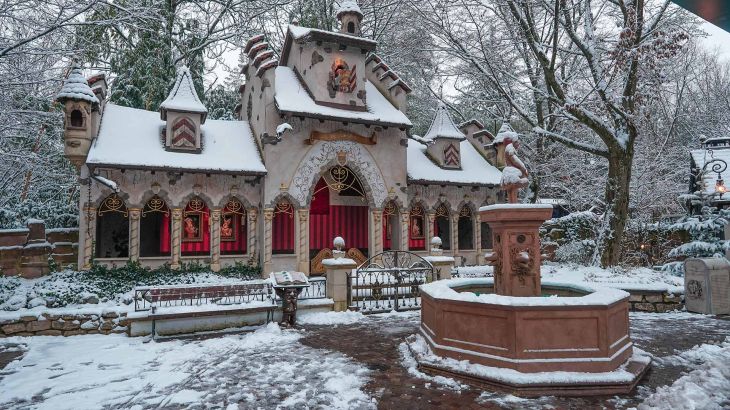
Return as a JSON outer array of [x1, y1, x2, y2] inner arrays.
[[347, 21, 355, 33], [70, 109, 84, 128]]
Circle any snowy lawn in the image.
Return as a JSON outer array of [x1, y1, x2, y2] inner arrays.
[[0, 323, 374, 410]]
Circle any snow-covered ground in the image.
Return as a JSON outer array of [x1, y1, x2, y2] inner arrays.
[[0, 323, 374, 410], [0, 311, 728, 409], [455, 262, 684, 294]]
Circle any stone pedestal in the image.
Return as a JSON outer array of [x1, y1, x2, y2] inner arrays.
[[424, 255, 455, 280], [480, 204, 553, 297], [323, 258, 357, 311]]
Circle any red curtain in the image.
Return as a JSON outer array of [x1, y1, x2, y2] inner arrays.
[[309, 205, 368, 250], [181, 203, 210, 255], [273, 207, 294, 253], [221, 213, 247, 254], [309, 178, 368, 250], [409, 214, 425, 250]]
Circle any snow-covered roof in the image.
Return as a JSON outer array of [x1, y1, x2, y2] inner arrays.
[[274, 66, 412, 128], [287, 24, 376, 46], [422, 103, 466, 141], [56, 66, 99, 105], [336, 0, 363, 19], [159, 67, 207, 118], [86, 104, 265, 175], [407, 139, 501, 185], [690, 148, 730, 196]]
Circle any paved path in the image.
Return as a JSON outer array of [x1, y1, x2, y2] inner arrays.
[[299, 312, 730, 410]]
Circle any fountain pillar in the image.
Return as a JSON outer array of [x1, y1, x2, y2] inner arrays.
[[480, 204, 553, 297]]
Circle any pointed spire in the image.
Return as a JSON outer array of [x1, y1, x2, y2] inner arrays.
[[422, 102, 466, 141], [160, 66, 207, 120], [56, 65, 99, 106]]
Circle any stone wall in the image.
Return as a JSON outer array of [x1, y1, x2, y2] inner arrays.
[[628, 291, 684, 313], [0, 220, 78, 278], [0, 311, 128, 337]]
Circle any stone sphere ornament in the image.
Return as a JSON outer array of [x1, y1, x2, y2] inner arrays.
[[333, 236, 346, 259], [430, 236, 443, 256]]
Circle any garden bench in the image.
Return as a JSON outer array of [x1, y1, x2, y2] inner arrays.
[[133, 281, 276, 336]]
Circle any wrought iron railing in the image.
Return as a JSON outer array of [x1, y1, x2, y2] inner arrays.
[[348, 250, 437, 314]]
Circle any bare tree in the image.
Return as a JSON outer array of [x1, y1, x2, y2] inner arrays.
[[413, 0, 699, 266]]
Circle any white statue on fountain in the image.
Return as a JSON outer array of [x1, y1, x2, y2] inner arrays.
[[500, 134, 529, 204]]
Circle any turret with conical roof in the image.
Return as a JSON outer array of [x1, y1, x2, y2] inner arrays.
[[161, 66, 208, 152], [57, 65, 100, 169], [424, 103, 466, 169], [336, 0, 363, 36]]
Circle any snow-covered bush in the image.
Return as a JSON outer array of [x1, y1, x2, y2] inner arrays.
[[541, 211, 598, 265], [0, 261, 262, 309], [660, 207, 730, 276]]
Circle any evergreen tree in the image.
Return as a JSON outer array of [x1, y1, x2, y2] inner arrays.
[[662, 206, 730, 275]]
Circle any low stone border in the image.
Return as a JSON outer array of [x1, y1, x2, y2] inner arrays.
[[0, 311, 129, 337], [628, 291, 683, 313]]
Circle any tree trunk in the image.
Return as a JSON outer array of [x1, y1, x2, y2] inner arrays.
[[595, 147, 634, 267]]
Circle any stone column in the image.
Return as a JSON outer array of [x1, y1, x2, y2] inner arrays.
[[371, 209, 383, 257], [426, 211, 436, 252], [247, 208, 258, 262], [170, 208, 182, 269], [323, 257, 357, 311], [480, 204, 552, 297], [475, 213, 483, 265], [451, 213, 459, 256], [296, 208, 310, 274], [82, 207, 96, 270], [400, 211, 410, 251], [210, 209, 221, 272], [128, 208, 141, 262], [263, 208, 274, 274]]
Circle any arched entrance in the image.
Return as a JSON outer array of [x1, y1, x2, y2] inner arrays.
[[309, 165, 369, 273]]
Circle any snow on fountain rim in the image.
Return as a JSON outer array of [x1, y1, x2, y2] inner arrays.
[[420, 278, 629, 307], [479, 203, 554, 212]]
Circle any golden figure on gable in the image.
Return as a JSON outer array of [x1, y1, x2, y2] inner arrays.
[[328, 58, 357, 95]]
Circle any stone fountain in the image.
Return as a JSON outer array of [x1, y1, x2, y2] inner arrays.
[[408, 134, 650, 396]]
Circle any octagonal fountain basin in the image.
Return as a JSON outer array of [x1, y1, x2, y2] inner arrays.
[[419, 278, 634, 374]]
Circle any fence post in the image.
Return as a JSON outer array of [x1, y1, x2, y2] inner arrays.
[[323, 258, 357, 311]]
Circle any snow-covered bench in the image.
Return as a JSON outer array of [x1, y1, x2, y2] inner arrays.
[[131, 281, 277, 336]]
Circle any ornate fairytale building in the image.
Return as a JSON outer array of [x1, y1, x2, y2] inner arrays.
[[57, 2, 503, 275]]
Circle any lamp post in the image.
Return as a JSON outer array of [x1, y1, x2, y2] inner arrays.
[[704, 157, 728, 199]]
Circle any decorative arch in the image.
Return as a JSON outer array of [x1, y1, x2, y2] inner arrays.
[[408, 201, 427, 251], [457, 203, 476, 250], [95, 194, 129, 258], [177, 191, 215, 210], [221, 197, 247, 255], [181, 196, 211, 256], [272, 196, 295, 254], [290, 141, 388, 208], [383, 198, 402, 251], [434, 202, 451, 250], [140, 195, 171, 257]]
